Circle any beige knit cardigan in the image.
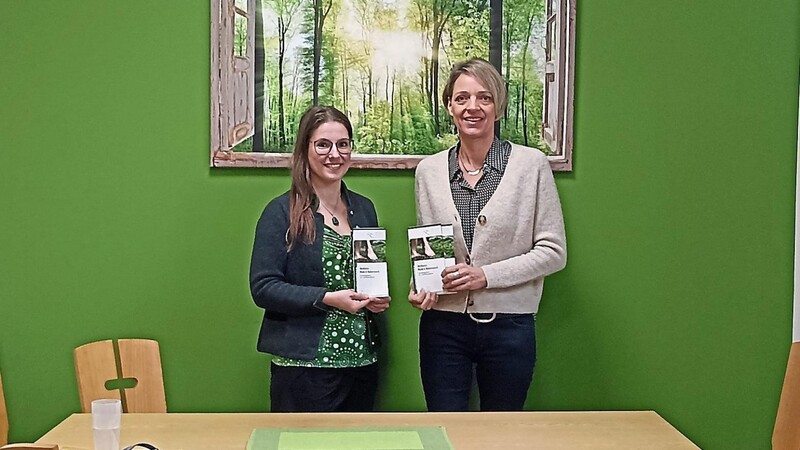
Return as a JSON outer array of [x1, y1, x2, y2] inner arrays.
[[414, 143, 567, 314]]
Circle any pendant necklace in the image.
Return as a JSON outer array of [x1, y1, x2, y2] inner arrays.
[[464, 165, 483, 176], [318, 196, 342, 226], [460, 154, 484, 176]]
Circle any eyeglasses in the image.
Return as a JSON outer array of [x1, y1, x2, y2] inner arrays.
[[313, 138, 353, 155]]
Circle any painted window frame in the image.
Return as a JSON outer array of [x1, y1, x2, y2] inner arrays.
[[211, 0, 256, 165]]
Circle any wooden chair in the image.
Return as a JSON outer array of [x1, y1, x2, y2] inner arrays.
[[774, 342, 800, 450], [1, 369, 8, 447], [74, 339, 166, 413], [1, 370, 59, 450]]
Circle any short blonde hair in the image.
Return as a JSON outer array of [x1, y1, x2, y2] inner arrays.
[[441, 58, 507, 121]]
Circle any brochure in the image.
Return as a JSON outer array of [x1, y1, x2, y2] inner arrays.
[[408, 224, 455, 294], [352, 227, 389, 297]]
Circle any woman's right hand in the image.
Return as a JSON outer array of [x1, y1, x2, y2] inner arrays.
[[408, 289, 438, 311], [323, 289, 371, 314]]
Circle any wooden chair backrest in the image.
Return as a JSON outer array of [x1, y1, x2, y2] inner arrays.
[[74, 339, 166, 413], [0, 371, 61, 450], [774, 342, 800, 450], [0, 370, 8, 446]]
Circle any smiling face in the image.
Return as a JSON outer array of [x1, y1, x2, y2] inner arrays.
[[446, 74, 498, 141], [307, 121, 352, 186]]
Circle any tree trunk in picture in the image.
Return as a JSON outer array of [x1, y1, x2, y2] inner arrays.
[[291, 59, 300, 121], [421, 61, 431, 118], [368, 68, 374, 107], [312, 0, 321, 105], [278, 17, 287, 147], [521, 81, 528, 146], [312, 0, 332, 105], [268, 0, 302, 148], [340, 54, 348, 114], [390, 71, 396, 145], [361, 75, 367, 125], [414, 2, 432, 120], [520, 15, 534, 146], [429, 0, 456, 136], [254, 0, 265, 151], [399, 82, 406, 141], [265, 77, 271, 146], [515, 83, 521, 129], [330, 63, 336, 109], [430, 30, 441, 135], [503, 24, 511, 123], [385, 66, 390, 102], [353, 0, 374, 110]]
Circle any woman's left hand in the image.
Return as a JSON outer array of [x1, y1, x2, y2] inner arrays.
[[441, 263, 487, 292], [366, 296, 391, 314]]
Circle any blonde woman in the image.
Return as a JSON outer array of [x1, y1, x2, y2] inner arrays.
[[409, 58, 567, 411]]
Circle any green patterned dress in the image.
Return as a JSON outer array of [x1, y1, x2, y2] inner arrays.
[[273, 226, 378, 368]]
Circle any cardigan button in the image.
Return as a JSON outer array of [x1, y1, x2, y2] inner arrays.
[[468, 300, 475, 306], [478, 215, 487, 225], [465, 256, 471, 265]]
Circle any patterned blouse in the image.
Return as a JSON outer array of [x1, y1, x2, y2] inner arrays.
[[448, 137, 511, 252], [272, 226, 378, 368]]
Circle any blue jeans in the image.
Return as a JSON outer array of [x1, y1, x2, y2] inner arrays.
[[419, 309, 537, 411]]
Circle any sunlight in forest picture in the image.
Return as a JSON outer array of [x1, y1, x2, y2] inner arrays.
[[246, 0, 549, 156]]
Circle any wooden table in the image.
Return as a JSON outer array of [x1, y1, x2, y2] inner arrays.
[[37, 411, 698, 450]]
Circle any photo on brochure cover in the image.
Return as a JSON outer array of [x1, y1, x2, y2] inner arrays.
[[427, 234, 455, 259], [409, 236, 437, 261], [353, 238, 385, 262]]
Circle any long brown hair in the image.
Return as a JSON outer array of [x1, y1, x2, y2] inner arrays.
[[286, 106, 353, 251]]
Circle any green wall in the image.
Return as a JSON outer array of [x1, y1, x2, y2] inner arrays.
[[1, 1, 798, 448]]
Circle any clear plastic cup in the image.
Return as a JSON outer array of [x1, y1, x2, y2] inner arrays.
[[91, 399, 121, 450]]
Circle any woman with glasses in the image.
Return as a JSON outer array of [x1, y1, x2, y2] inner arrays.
[[409, 58, 567, 411], [249, 105, 390, 412]]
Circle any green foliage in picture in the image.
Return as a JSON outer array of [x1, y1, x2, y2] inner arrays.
[[371, 240, 386, 261], [256, 0, 547, 154], [428, 236, 454, 258]]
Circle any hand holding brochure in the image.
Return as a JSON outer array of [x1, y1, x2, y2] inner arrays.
[[352, 228, 389, 297], [408, 224, 456, 294]]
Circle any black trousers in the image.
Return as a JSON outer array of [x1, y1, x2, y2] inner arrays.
[[419, 309, 537, 411], [270, 362, 379, 412]]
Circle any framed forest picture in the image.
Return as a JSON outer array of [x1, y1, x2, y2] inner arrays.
[[211, 0, 575, 170]]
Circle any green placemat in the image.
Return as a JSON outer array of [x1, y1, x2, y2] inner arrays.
[[247, 426, 453, 450]]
